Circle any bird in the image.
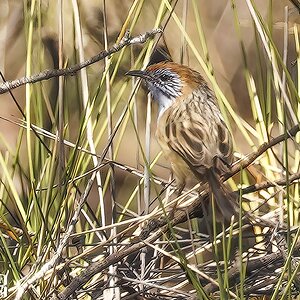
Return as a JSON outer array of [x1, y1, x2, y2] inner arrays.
[[126, 61, 236, 221]]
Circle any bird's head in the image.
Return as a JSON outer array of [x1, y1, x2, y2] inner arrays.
[[126, 61, 205, 115]]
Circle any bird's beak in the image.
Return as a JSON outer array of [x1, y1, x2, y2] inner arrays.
[[125, 70, 152, 81]]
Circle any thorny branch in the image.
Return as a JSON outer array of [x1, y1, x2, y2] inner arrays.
[[0, 28, 162, 94]]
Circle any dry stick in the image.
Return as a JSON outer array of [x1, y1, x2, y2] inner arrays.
[[225, 124, 300, 180], [0, 28, 162, 94], [13, 28, 162, 300], [60, 239, 158, 299]]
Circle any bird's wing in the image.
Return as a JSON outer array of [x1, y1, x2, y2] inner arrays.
[[164, 96, 233, 177]]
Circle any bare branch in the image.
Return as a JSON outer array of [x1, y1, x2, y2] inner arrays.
[[226, 124, 300, 180], [0, 28, 162, 94]]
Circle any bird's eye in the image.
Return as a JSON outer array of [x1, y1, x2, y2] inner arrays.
[[159, 74, 172, 82]]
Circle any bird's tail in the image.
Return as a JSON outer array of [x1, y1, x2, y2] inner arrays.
[[206, 169, 237, 222]]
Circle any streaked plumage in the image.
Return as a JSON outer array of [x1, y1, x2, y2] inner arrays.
[[127, 61, 236, 221]]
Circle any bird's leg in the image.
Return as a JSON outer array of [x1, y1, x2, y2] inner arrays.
[[176, 183, 185, 197], [165, 183, 185, 223]]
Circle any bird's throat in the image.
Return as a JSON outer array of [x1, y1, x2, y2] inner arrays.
[[156, 94, 174, 119]]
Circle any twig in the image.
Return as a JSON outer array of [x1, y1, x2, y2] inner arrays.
[[52, 189, 206, 300], [239, 171, 300, 195], [0, 28, 162, 94], [226, 124, 300, 180], [289, 0, 300, 12]]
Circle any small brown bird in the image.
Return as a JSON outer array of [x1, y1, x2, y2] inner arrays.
[[127, 61, 236, 221]]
